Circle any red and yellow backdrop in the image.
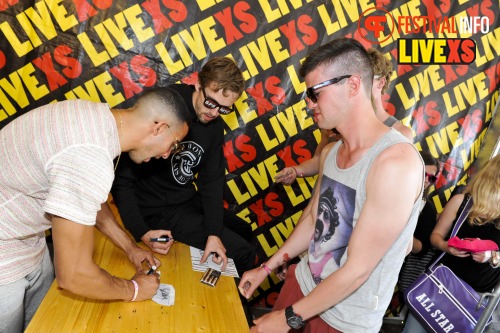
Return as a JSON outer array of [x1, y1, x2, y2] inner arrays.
[[1, 0, 498, 307]]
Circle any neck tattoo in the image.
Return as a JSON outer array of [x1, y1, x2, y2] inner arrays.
[[114, 109, 123, 172]]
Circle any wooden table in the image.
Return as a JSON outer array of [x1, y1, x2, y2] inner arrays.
[[26, 224, 249, 332]]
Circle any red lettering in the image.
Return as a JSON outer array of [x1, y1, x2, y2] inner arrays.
[[234, 1, 257, 34], [214, 7, 243, 45], [457, 109, 482, 142], [223, 134, 256, 173], [224, 140, 244, 172], [163, 0, 188, 22], [292, 140, 312, 164], [246, 82, 273, 116], [142, 0, 174, 34], [412, 101, 441, 135], [279, 20, 304, 56], [250, 199, 273, 226], [92, 0, 112, 10], [0, 51, 6, 69], [480, 0, 495, 27], [71, 0, 98, 22], [0, 0, 18, 12], [460, 39, 475, 64], [54, 45, 82, 79], [32, 53, 68, 91], [382, 93, 396, 116], [236, 134, 257, 162], [446, 39, 461, 63], [276, 145, 296, 167], [297, 14, 317, 46], [442, 65, 468, 84], [265, 76, 285, 105], [264, 192, 284, 218], [109, 62, 143, 99], [130, 55, 156, 87]]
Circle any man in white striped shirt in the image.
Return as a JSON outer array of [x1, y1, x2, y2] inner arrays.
[[0, 87, 190, 333]]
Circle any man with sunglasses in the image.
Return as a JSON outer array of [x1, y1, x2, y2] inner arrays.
[[112, 57, 256, 275], [238, 38, 424, 333]]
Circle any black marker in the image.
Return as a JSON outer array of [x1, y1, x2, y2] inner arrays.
[[150, 236, 172, 242], [147, 265, 157, 275]]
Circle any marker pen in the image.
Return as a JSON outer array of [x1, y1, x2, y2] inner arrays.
[[150, 236, 172, 242]]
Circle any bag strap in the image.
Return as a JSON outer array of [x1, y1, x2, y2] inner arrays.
[[428, 195, 473, 270]]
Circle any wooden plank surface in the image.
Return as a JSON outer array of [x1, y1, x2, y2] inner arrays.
[[26, 210, 249, 332]]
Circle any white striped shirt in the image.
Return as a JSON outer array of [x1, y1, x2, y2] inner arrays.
[[0, 100, 120, 284]]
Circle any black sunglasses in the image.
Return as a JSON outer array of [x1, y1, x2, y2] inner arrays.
[[202, 89, 234, 115], [425, 172, 437, 184], [306, 75, 352, 103]]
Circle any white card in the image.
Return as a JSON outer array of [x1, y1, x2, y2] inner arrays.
[[152, 283, 175, 306]]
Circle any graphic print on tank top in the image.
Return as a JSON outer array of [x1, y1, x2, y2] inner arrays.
[[308, 175, 355, 285], [171, 141, 204, 185]]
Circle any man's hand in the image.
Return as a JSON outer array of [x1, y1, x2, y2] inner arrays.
[[275, 167, 297, 185], [141, 230, 174, 255], [200, 236, 227, 270], [130, 270, 160, 301], [250, 309, 290, 333], [238, 266, 269, 299], [126, 242, 161, 271]]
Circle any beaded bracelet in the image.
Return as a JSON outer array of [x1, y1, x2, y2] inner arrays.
[[130, 279, 139, 302]]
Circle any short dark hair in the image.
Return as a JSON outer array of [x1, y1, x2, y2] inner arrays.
[[420, 150, 439, 169], [136, 87, 191, 128], [198, 57, 245, 97], [300, 38, 373, 95]]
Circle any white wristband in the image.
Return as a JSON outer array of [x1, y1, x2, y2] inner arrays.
[[129, 280, 139, 302]]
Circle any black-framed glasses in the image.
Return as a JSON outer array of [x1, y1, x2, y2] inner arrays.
[[202, 89, 234, 115], [306, 75, 352, 103], [165, 124, 184, 155], [425, 172, 437, 184]]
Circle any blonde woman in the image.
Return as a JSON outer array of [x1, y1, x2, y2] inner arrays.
[[403, 155, 500, 333]]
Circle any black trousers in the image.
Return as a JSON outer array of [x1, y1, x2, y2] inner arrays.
[[144, 195, 256, 275]]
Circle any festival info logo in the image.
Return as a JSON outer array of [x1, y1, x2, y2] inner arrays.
[[358, 7, 489, 64]]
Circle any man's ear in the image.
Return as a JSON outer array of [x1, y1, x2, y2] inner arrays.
[[153, 121, 167, 136], [377, 77, 386, 90], [348, 75, 362, 96]]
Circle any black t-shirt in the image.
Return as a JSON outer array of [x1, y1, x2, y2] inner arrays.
[[111, 84, 225, 241], [439, 199, 500, 293]]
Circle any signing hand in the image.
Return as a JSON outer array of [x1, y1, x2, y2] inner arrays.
[[141, 230, 174, 255], [200, 236, 228, 271], [126, 242, 161, 271], [130, 270, 160, 301]]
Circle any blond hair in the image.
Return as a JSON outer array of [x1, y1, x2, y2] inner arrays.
[[465, 155, 500, 228], [367, 48, 392, 94]]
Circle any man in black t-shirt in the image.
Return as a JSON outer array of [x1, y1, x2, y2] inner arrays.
[[112, 58, 255, 274]]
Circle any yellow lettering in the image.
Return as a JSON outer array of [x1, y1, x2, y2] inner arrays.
[[17, 63, 49, 101], [0, 21, 33, 57], [199, 16, 226, 53], [155, 42, 184, 75], [124, 4, 154, 43], [44, 0, 78, 32]]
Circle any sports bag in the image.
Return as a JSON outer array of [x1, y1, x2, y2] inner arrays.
[[404, 196, 493, 332]]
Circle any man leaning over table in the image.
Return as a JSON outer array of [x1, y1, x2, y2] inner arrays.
[[0, 87, 190, 333]]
